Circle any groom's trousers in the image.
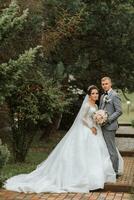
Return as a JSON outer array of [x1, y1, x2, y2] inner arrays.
[[102, 128, 119, 174]]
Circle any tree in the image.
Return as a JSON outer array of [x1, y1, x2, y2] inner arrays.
[[0, 0, 29, 63], [38, 0, 134, 127], [69, 0, 134, 92], [0, 0, 40, 151], [0, 1, 69, 162]]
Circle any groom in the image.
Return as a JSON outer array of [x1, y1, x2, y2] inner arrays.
[[99, 77, 122, 176]]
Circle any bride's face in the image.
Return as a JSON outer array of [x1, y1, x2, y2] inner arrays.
[[89, 89, 99, 102]]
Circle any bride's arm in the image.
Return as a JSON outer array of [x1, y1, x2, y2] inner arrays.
[[82, 103, 97, 135], [82, 104, 94, 129]]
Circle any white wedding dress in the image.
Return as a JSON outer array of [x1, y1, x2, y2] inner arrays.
[[4, 95, 123, 193]]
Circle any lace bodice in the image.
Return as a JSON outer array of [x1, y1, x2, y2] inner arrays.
[[82, 102, 98, 129]]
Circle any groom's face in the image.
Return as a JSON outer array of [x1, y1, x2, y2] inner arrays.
[[101, 79, 112, 92]]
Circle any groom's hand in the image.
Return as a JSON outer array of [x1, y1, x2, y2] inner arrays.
[[91, 127, 97, 135]]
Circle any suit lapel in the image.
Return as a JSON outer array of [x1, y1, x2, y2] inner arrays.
[[107, 89, 113, 99], [100, 94, 104, 108]]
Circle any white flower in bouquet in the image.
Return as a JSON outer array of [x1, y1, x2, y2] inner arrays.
[[93, 109, 108, 125]]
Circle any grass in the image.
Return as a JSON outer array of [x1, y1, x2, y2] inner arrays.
[[2, 151, 47, 179], [2, 131, 65, 180]]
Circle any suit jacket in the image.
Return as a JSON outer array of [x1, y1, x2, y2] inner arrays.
[[99, 89, 123, 131]]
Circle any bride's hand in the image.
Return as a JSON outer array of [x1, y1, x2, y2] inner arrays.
[[91, 127, 97, 135]]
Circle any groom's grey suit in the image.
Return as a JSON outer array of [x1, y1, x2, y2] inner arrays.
[[99, 89, 122, 173]]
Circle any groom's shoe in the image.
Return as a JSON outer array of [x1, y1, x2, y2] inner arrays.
[[116, 174, 121, 179], [116, 175, 119, 179]]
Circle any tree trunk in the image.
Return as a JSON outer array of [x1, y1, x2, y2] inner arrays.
[[11, 126, 35, 163], [14, 151, 26, 163]]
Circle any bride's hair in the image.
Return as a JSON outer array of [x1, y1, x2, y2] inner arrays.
[[87, 85, 99, 96]]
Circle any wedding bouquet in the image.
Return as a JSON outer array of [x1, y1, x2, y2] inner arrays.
[[93, 110, 108, 125]]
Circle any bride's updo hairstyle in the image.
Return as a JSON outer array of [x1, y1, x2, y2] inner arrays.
[[87, 85, 99, 96]]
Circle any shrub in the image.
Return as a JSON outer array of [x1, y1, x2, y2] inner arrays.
[[0, 139, 10, 187]]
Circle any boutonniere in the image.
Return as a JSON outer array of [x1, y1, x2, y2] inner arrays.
[[103, 95, 111, 103]]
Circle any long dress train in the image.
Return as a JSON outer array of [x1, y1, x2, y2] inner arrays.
[[4, 96, 123, 193]]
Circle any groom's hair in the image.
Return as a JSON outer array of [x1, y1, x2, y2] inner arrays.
[[101, 76, 112, 83]]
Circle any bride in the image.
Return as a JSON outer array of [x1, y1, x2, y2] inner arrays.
[[4, 85, 123, 193]]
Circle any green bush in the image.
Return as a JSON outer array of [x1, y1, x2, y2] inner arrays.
[[8, 78, 69, 162], [0, 139, 10, 187]]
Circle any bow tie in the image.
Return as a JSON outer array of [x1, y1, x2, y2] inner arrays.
[[104, 91, 108, 95]]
